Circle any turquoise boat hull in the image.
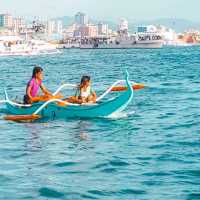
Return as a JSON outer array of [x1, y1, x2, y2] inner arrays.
[[5, 73, 133, 119]]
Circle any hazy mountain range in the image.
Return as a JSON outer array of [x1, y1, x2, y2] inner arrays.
[[54, 16, 200, 32]]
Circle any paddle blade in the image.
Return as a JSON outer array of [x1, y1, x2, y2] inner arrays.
[[4, 114, 41, 122], [111, 84, 145, 92], [133, 83, 145, 90]]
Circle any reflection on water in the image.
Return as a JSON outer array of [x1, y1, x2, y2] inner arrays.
[[76, 120, 91, 141], [24, 123, 43, 152]]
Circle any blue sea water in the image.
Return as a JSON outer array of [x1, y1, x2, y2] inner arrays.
[[0, 47, 200, 200]]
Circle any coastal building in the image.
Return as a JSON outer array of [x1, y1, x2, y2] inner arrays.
[[0, 15, 3, 27], [79, 24, 98, 37], [46, 21, 55, 35], [98, 22, 108, 36], [13, 18, 25, 32], [0, 14, 13, 28], [54, 20, 63, 35], [65, 24, 77, 37], [75, 12, 88, 25], [46, 20, 63, 35], [73, 29, 81, 37], [179, 30, 200, 44]]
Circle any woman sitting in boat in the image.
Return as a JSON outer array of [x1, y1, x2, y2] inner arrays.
[[24, 66, 52, 104], [69, 76, 96, 104]]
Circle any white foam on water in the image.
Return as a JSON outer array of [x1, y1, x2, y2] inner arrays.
[[107, 110, 135, 119]]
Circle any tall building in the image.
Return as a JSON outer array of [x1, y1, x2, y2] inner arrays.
[[79, 24, 97, 37], [0, 15, 3, 27], [54, 20, 63, 34], [64, 24, 77, 37], [46, 20, 55, 35], [75, 12, 88, 25], [98, 22, 108, 36], [46, 20, 63, 35], [0, 14, 13, 28], [13, 18, 25, 31]]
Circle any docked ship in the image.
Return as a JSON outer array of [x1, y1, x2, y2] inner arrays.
[[80, 32, 163, 49], [80, 19, 163, 49], [0, 36, 61, 56]]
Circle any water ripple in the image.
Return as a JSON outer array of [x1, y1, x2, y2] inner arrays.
[[0, 48, 200, 199]]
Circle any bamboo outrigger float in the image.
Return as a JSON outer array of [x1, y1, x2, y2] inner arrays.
[[2, 71, 144, 122]]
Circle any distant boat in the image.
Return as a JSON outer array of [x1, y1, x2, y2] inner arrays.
[[0, 36, 61, 56], [80, 32, 163, 49]]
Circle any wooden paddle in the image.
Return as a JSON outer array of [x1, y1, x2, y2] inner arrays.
[[111, 83, 145, 92], [4, 114, 41, 122]]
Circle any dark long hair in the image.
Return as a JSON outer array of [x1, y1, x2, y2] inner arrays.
[[81, 75, 90, 84], [32, 66, 43, 78], [79, 76, 90, 89]]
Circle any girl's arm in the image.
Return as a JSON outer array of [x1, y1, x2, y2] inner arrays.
[[27, 85, 34, 102], [91, 91, 97, 102], [40, 84, 52, 96]]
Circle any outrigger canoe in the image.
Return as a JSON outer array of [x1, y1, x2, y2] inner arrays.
[[3, 71, 138, 120]]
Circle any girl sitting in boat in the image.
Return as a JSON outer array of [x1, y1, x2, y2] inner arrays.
[[68, 76, 96, 104], [24, 66, 52, 104]]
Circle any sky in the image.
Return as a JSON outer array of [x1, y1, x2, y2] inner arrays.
[[0, 0, 200, 22]]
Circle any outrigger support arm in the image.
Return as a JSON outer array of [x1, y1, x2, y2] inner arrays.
[[33, 99, 78, 115], [0, 100, 7, 104], [96, 80, 135, 102], [3, 89, 32, 107], [53, 84, 76, 96]]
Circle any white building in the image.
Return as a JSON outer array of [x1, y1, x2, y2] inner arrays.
[[0, 14, 13, 28], [54, 20, 63, 35], [98, 22, 108, 36], [46, 21, 55, 35], [64, 24, 77, 37], [79, 24, 98, 37], [13, 18, 25, 32]]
